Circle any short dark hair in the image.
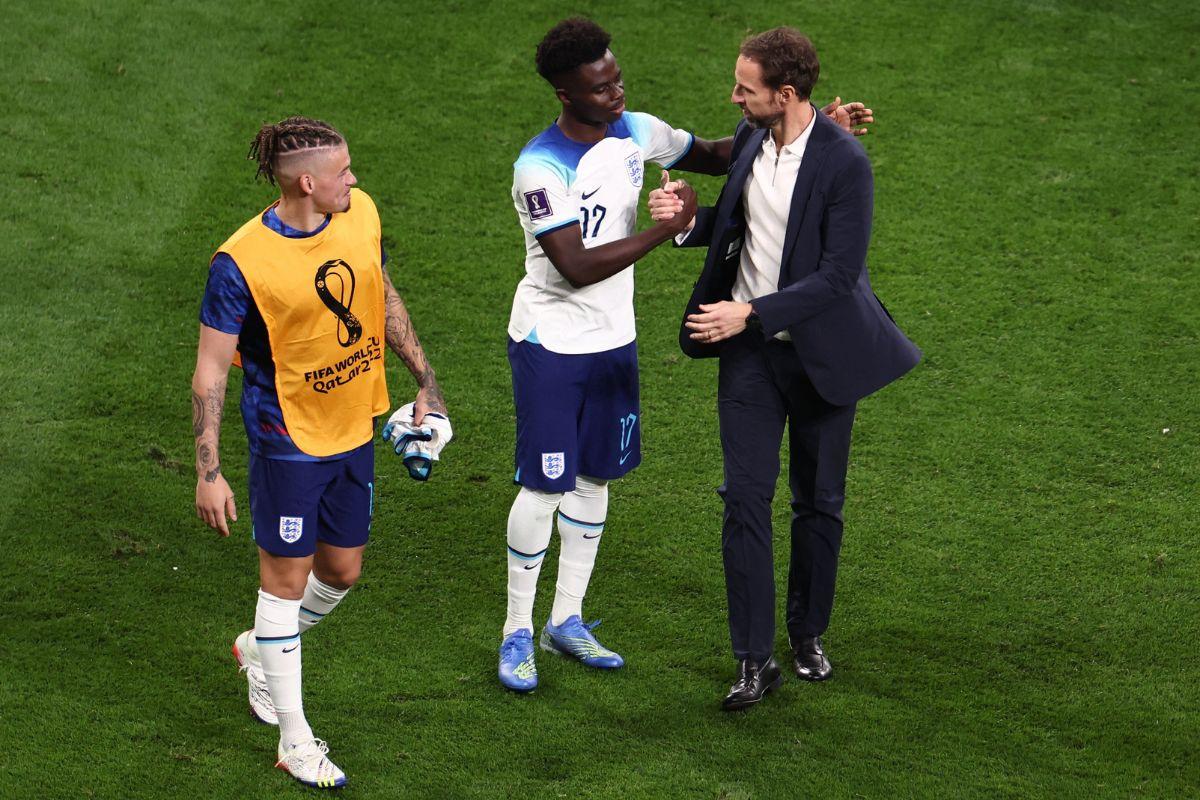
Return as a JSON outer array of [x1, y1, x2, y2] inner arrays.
[[535, 17, 612, 82], [740, 27, 820, 99]]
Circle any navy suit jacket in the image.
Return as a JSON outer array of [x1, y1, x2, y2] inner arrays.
[[678, 108, 921, 406]]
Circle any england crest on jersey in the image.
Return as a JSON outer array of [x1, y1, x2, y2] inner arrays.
[[625, 154, 643, 188], [542, 452, 565, 480]]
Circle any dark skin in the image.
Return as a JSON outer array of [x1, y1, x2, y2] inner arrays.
[[537, 50, 874, 288], [538, 199, 698, 288], [538, 50, 698, 288]]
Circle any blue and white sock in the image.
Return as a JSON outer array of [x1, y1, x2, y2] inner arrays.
[[551, 476, 608, 626], [255, 589, 313, 748], [503, 487, 562, 637], [298, 572, 349, 634]]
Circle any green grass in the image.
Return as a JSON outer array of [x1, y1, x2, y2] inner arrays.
[[1, 0, 1197, 797]]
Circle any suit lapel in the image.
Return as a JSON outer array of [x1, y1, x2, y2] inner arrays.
[[779, 107, 834, 279], [717, 128, 766, 220]]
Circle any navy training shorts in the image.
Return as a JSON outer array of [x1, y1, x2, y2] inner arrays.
[[508, 336, 641, 493], [248, 440, 374, 557]]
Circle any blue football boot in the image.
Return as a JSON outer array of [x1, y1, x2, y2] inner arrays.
[[539, 616, 624, 669], [498, 629, 538, 692]]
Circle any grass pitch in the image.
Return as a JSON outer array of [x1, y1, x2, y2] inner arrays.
[[1, 1, 1197, 797]]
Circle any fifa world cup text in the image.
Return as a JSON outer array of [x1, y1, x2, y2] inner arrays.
[[304, 336, 383, 394]]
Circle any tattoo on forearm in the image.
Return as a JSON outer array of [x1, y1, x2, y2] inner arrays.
[[419, 367, 447, 414], [197, 442, 221, 482], [384, 288, 413, 351], [192, 378, 226, 482], [191, 393, 204, 438], [383, 275, 422, 365], [382, 270, 447, 414], [205, 384, 224, 426]]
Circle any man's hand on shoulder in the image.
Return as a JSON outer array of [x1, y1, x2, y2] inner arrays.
[[821, 96, 874, 136]]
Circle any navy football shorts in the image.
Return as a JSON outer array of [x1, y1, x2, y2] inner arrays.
[[508, 336, 641, 493], [248, 440, 374, 557]]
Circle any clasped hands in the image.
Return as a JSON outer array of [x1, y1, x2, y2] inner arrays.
[[650, 173, 698, 237]]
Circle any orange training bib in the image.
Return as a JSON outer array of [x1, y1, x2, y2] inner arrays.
[[217, 188, 389, 457]]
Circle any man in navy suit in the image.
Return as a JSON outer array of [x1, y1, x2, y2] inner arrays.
[[650, 27, 921, 710]]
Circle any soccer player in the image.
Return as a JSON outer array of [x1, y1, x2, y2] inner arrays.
[[192, 116, 447, 788], [499, 18, 698, 691], [499, 18, 873, 693]]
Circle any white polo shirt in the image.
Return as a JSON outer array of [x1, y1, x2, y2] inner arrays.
[[733, 111, 817, 340]]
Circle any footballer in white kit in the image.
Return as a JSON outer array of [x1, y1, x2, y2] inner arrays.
[[496, 18, 707, 692], [509, 111, 693, 355]]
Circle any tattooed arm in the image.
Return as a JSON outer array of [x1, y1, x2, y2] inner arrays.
[[192, 324, 239, 536], [382, 268, 447, 425]]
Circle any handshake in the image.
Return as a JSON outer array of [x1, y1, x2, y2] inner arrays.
[[381, 402, 453, 481], [649, 170, 698, 236]]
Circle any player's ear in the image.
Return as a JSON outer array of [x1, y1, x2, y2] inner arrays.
[[299, 173, 314, 197]]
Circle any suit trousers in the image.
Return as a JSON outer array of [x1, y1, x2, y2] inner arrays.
[[716, 331, 856, 662]]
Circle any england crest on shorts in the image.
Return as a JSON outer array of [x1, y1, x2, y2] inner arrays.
[[625, 154, 643, 188], [541, 452, 565, 480], [279, 516, 303, 544]]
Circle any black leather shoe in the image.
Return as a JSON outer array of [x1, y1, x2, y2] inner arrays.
[[721, 657, 783, 711], [791, 635, 832, 681]]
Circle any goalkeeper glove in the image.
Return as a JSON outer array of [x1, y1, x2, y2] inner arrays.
[[381, 402, 453, 481]]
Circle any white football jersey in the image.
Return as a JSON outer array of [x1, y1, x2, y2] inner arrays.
[[509, 111, 694, 354]]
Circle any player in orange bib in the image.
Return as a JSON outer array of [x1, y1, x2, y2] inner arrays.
[[191, 116, 449, 789]]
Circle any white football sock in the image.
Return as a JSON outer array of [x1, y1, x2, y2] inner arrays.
[[503, 487, 562, 637], [299, 572, 349, 634], [551, 475, 608, 626], [255, 589, 313, 747]]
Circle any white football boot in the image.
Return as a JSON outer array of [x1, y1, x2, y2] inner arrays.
[[232, 629, 278, 725], [276, 738, 347, 789]]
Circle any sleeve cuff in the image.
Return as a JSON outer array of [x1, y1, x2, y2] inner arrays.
[[533, 218, 580, 238], [661, 132, 695, 169]]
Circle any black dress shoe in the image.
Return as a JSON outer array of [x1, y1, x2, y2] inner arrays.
[[791, 635, 832, 681], [721, 657, 783, 711]]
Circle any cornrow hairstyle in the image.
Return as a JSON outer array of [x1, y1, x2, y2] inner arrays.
[[247, 116, 345, 185], [535, 17, 612, 82]]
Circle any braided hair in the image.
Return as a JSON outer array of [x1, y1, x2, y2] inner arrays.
[[247, 116, 345, 185]]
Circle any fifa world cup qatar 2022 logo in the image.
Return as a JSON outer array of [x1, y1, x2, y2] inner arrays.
[[314, 259, 362, 347]]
